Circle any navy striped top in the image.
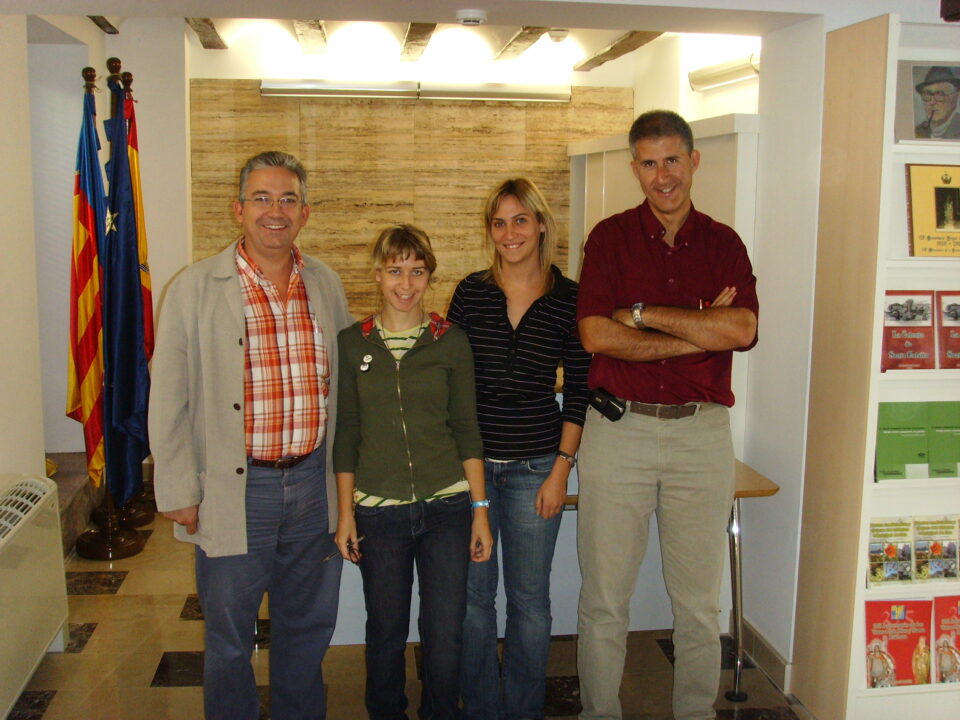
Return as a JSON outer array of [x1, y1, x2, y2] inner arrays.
[[447, 266, 591, 460]]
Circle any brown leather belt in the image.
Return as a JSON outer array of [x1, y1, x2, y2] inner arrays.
[[248, 453, 311, 470], [628, 402, 699, 420]]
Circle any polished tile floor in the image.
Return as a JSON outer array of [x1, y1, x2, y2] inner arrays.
[[13, 513, 816, 720]]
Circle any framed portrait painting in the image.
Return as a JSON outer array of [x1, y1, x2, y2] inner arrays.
[[895, 62, 960, 143]]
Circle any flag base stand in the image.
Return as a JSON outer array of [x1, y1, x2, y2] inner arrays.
[[77, 488, 145, 560], [76, 524, 144, 560], [91, 499, 154, 529]]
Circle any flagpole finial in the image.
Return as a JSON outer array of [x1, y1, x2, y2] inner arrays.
[[106, 56, 122, 78], [121, 71, 134, 97], [82, 67, 97, 93]]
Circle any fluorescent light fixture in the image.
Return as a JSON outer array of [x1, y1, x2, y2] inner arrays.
[[419, 82, 569, 102], [261, 79, 419, 98], [688, 54, 760, 91], [260, 79, 570, 102]]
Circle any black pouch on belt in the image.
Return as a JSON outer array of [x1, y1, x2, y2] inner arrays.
[[588, 387, 626, 422]]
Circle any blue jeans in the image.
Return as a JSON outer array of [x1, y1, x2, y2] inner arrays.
[[195, 446, 342, 720], [355, 492, 472, 720], [461, 455, 563, 720]]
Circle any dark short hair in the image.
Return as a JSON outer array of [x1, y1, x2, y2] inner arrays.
[[628, 110, 694, 156], [238, 151, 309, 205]]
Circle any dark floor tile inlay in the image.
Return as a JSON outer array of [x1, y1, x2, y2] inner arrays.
[[65, 570, 128, 595], [716, 708, 799, 720], [151, 651, 204, 687], [180, 594, 203, 620], [9, 691, 56, 720], [543, 675, 582, 717], [656, 635, 754, 670], [65, 622, 97, 653]]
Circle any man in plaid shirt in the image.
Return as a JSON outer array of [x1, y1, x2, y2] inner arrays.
[[150, 151, 352, 720]]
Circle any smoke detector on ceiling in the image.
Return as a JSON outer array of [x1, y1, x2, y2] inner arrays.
[[456, 9, 487, 26]]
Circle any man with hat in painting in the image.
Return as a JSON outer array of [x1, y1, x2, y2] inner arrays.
[[915, 66, 960, 139]]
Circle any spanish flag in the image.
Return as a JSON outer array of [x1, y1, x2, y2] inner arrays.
[[124, 92, 153, 360], [66, 91, 107, 486]]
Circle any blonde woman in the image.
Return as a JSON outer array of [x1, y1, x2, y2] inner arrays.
[[334, 224, 493, 720], [449, 180, 591, 720]]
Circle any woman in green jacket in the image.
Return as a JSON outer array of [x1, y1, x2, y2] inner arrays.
[[333, 224, 493, 720]]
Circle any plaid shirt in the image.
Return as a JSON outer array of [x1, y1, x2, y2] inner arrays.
[[236, 241, 329, 460]]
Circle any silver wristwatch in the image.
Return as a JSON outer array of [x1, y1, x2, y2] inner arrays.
[[557, 450, 577, 468], [631, 302, 646, 329]]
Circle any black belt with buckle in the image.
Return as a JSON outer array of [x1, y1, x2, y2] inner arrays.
[[249, 453, 311, 470], [628, 402, 699, 420]]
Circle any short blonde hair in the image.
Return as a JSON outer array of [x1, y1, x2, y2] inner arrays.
[[371, 224, 437, 276], [482, 178, 556, 292]]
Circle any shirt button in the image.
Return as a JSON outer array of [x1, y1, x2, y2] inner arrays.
[[236, 467, 244, 475], [668, 278, 675, 284], [660, 360, 666, 365], [233, 403, 241, 411]]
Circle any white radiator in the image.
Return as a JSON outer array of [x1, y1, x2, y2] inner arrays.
[[0, 474, 68, 717]]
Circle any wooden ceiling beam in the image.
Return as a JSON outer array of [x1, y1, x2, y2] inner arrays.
[[88, 16, 118, 35], [494, 26, 548, 61], [400, 23, 437, 61], [293, 19, 328, 53], [186, 18, 228, 50], [574, 30, 662, 71]]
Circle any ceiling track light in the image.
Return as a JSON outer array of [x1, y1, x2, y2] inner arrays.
[[260, 79, 570, 103], [688, 54, 760, 92]]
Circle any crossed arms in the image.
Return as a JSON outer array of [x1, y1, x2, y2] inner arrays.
[[578, 286, 757, 363]]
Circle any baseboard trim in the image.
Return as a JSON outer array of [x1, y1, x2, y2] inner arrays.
[[740, 619, 791, 692]]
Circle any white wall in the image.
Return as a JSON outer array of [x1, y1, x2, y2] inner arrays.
[[0, 16, 45, 477], [742, 15, 825, 666], [105, 17, 192, 309], [632, 33, 760, 121]]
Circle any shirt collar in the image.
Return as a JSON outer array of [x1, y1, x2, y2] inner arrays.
[[236, 238, 304, 279], [637, 200, 700, 249]]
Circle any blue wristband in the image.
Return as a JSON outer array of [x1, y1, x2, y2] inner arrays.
[[471, 500, 490, 509]]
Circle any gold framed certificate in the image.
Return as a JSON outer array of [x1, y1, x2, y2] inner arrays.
[[906, 164, 960, 256]]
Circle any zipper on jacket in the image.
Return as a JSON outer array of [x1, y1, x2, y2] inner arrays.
[[394, 358, 417, 500]]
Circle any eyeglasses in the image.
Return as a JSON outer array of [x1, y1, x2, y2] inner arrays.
[[920, 89, 958, 102], [242, 195, 302, 210]]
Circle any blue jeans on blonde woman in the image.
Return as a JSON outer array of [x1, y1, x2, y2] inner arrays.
[[461, 454, 563, 720], [355, 492, 473, 720]]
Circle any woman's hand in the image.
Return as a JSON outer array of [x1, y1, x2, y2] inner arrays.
[[470, 510, 494, 563], [335, 513, 362, 563], [535, 467, 568, 519]]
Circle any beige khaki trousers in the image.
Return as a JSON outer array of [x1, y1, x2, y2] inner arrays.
[[576, 402, 735, 720]]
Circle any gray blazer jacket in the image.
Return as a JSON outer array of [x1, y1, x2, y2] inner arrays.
[[148, 242, 352, 557]]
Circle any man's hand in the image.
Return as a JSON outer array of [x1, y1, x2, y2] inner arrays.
[[163, 505, 199, 535]]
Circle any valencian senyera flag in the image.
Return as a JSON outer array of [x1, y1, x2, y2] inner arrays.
[[101, 74, 152, 507], [66, 91, 107, 487]]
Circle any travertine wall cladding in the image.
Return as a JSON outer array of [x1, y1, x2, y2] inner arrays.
[[190, 79, 633, 316]]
